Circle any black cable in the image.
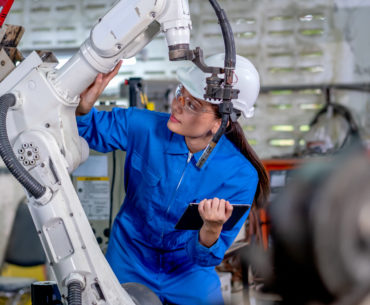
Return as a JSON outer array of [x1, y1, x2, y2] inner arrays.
[[196, 1, 237, 168], [214, 113, 229, 142], [209, 0, 236, 70], [67, 282, 82, 305]]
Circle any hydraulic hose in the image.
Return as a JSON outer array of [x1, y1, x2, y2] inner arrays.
[[196, 113, 228, 167], [67, 282, 82, 305], [209, 0, 236, 72], [0, 93, 47, 199], [196, 0, 237, 168]]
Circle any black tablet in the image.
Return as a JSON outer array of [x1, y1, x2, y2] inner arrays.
[[175, 203, 251, 231]]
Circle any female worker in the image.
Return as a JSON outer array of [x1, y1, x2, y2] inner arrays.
[[76, 53, 269, 305]]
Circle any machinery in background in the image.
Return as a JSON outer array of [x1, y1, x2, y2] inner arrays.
[[0, 23, 24, 82], [0, 0, 14, 28], [242, 83, 369, 304], [244, 146, 370, 305], [248, 83, 368, 256], [259, 83, 369, 158], [120, 78, 177, 112], [0, 0, 22, 81], [296, 87, 361, 156], [258, 159, 305, 249]]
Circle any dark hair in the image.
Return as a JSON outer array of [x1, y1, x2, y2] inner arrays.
[[212, 105, 270, 206], [227, 121, 270, 206]]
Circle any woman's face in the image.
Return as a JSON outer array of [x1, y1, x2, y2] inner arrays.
[[167, 85, 221, 139]]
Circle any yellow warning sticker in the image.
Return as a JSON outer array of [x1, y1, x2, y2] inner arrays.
[[77, 177, 109, 181]]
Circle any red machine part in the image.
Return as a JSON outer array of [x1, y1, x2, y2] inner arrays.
[[260, 159, 305, 249], [0, 0, 14, 28]]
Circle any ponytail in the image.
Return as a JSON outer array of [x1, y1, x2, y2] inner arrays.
[[211, 103, 270, 206], [225, 120, 270, 207]]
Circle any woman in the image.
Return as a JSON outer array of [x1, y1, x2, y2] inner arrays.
[[76, 54, 269, 305]]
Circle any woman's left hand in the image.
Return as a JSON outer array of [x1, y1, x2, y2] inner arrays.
[[76, 61, 122, 116], [198, 198, 233, 247]]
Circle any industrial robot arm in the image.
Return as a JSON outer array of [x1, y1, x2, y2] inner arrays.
[[52, 0, 192, 101], [0, 1, 191, 304]]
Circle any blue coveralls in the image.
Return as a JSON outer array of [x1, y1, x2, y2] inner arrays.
[[76, 107, 258, 305]]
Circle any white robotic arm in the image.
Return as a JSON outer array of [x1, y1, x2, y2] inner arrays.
[[52, 0, 191, 103], [0, 1, 191, 304]]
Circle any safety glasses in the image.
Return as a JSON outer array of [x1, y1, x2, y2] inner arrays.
[[174, 85, 214, 115]]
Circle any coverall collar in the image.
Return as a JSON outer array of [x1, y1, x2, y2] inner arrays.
[[165, 132, 226, 169]]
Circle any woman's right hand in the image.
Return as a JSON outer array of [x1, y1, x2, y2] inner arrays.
[[198, 198, 233, 247], [76, 61, 122, 116]]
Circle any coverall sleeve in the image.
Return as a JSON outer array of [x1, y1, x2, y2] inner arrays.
[[185, 165, 258, 267], [76, 107, 134, 153]]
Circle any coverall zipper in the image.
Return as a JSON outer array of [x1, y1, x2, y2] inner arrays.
[[160, 152, 193, 242], [175, 152, 193, 191]]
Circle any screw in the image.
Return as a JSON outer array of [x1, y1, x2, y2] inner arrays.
[[23, 160, 30, 166], [34, 154, 40, 160], [33, 147, 39, 153], [30, 160, 36, 165], [45, 123, 50, 128], [22, 143, 29, 149], [18, 155, 25, 161], [0, 60, 5, 66], [18, 148, 24, 154], [70, 213, 74, 217], [37, 230, 42, 234]]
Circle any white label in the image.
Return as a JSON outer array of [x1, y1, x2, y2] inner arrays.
[[76, 177, 110, 220]]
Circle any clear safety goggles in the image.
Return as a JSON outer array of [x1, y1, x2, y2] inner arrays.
[[174, 84, 214, 115]]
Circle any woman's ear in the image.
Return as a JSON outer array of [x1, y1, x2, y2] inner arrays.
[[211, 118, 222, 135], [211, 118, 231, 135]]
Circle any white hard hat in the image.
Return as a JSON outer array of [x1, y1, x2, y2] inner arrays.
[[177, 53, 260, 118]]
